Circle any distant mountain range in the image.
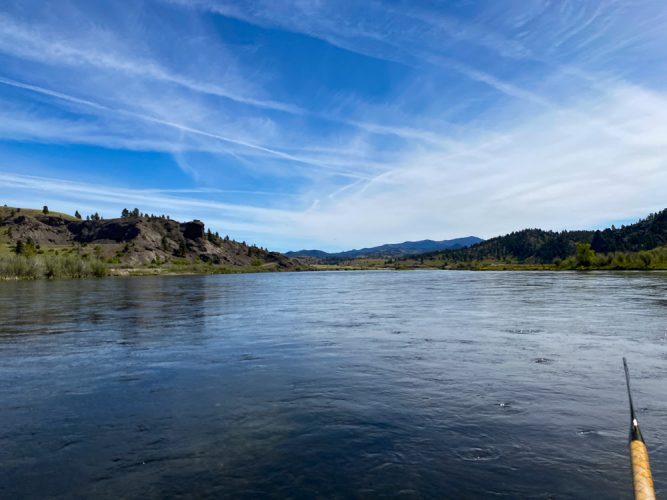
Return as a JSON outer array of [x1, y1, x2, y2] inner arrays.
[[424, 209, 667, 264], [287, 236, 483, 260]]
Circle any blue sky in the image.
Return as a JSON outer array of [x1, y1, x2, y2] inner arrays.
[[1, 0, 666, 251]]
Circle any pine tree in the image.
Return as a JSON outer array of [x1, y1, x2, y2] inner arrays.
[[74, 210, 82, 219], [178, 241, 187, 257]]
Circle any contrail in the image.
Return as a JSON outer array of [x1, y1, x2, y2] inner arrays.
[[0, 75, 370, 179]]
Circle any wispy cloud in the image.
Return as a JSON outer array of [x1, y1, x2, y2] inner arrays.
[[0, 9, 474, 148], [1, 0, 666, 250], [0, 76, 373, 180], [0, 171, 296, 221], [4, 83, 666, 251], [166, 0, 542, 102], [0, 13, 300, 113]]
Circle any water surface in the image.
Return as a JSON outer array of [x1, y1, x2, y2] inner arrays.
[[1, 271, 666, 498]]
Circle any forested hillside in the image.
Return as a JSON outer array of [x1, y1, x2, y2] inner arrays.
[[423, 209, 667, 265]]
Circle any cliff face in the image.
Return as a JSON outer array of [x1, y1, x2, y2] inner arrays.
[[1, 209, 296, 269]]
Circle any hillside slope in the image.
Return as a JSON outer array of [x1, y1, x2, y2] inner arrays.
[[0, 206, 298, 270], [427, 209, 667, 264]]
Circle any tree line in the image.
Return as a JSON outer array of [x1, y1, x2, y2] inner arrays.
[[422, 208, 667, 265]]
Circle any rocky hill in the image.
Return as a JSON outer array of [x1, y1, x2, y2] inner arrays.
[[0, 206, 298, 270]]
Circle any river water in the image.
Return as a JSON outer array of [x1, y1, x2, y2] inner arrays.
[[1, 271, 666, 498]]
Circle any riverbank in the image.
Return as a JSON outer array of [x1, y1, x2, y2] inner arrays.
[[0, 206, 301, 278], [0, 253, 307, 280], [383, 242, 667, 271], [3, 250, 666, 281], [309, 246, 667, 272]]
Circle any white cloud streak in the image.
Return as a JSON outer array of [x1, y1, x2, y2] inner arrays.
[[3, 83, 666, 251], [0, 77, 371, 180], [0, 13, 300, 114], [1, 0, 666, 250]]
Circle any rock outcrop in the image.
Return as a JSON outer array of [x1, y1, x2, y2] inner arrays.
[[1, 208, 298, 270]]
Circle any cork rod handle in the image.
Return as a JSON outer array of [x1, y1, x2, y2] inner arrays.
[[630, 440, 656, 500]]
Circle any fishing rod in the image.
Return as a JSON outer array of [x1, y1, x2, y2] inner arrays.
[[623, 357, 656, 500]]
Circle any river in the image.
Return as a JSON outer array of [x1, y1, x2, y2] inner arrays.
[[1, 271, 666, 498]]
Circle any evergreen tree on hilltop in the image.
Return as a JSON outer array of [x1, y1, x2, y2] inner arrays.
[[428, 208, 667, 264]]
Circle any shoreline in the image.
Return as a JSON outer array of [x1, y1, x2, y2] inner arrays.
[[2, 264, 666, 282]]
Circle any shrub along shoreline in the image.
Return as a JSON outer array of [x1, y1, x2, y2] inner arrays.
[[0, 254, 108, 279], [0, 254, 293, 280], [2, 247, 666, 280]]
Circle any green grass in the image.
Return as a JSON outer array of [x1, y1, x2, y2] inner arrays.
[[0, 206, 79, 261], [0, 238, 302, 279], [110, 261, 292, 277], [0, 205, 79, 221], [0, 254, 109, 280], [0, 226, 13, 256]]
